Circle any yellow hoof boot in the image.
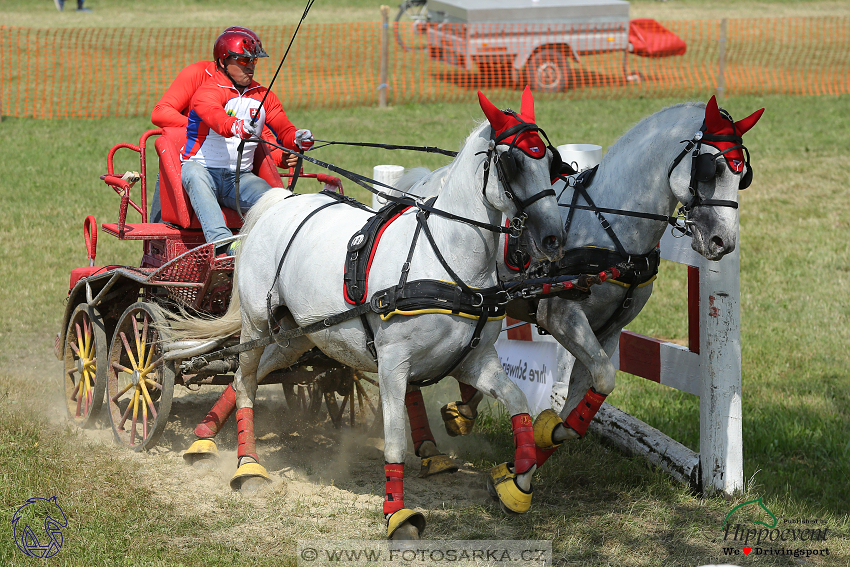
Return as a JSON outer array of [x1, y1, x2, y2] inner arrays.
[[419, 454, 459, 478], [230, 462, 271, 491], [486, 463, 532, 514], [533, 409, 563, 451], [183, 439, 219, 466], [440, 402, 476, 437], [387, 508, 426, 540]]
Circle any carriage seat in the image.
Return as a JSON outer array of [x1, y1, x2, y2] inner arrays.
[[154, 127, 285, 230]]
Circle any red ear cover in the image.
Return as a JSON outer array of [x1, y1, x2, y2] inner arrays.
[[519, 85, 535, 122], [735, 107, 765, 136], [477, 87, 546, 158], [703, 96, 764, 173]]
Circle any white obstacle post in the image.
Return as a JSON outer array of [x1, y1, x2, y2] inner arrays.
[[596, 226, 744, 496], [372, 165, 405, 210]]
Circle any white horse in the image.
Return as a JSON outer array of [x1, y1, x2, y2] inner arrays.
[[398, 96, 765, 467], [168, 88, 565, 539]]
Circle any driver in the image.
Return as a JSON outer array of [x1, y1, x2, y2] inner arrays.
[[181, 29, 314, 255], [149, 27, 296, 224]]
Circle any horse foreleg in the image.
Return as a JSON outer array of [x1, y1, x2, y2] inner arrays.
[[404, 386, 459, 477], [457, 349, 537, 514], [380, 358, 426, 540]]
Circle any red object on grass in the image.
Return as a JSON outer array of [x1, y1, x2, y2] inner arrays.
[[629, 19, 687, 58]]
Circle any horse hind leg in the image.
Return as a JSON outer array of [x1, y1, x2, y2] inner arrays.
[[404, 387, 459, 478], [183, 337, 313, 471]]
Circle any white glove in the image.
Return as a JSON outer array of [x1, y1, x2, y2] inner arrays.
[[295, 129, 314, 151], [231, 119, 257, 140]]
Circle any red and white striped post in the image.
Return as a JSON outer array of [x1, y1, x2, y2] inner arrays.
[[601, 227, 743, 495]]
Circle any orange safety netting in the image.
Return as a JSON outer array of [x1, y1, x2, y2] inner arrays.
[[2, 17, 848, 120]]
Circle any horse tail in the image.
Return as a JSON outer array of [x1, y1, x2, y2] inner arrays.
[[162, 187, 294, 342]]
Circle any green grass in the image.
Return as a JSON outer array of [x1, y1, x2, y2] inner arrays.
[[1, 93, 849, 565]]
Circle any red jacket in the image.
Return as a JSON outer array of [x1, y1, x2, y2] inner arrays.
[[152, 61, 288, 166]]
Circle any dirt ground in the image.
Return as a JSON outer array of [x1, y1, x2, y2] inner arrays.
[[20, 343, 506, 552]]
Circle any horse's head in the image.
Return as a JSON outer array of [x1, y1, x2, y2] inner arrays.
[[478, 87, 565, 262], [668, 96, 764, 260]]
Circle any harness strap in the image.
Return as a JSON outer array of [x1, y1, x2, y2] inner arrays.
[[266, 197, 346, 338]]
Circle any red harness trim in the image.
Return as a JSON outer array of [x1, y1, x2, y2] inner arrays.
[[343, 207, 410, 305]]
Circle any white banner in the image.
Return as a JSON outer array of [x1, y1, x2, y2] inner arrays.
[[494, 338, 558, 415]]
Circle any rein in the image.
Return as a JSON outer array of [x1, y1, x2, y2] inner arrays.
[[262, 139, 525, 237]]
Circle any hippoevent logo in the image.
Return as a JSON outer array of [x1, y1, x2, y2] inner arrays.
[[720, 498, 831, 559], [11, 496, 68, 559]]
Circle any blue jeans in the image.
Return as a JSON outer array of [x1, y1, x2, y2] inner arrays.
[[181, 161, 272, 247]]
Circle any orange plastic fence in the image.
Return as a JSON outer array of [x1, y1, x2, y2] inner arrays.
[[2, 17, 847, 119]]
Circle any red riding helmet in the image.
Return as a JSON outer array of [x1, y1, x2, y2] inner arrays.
[[223, 26, 269, 58], [213, 30, 268, 64]]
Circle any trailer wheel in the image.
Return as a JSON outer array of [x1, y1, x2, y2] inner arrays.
[[61, 303, 108, 427], [106, 302, 175, 451], [528, 48, 571, 92]]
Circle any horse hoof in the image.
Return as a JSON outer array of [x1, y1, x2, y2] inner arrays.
[[440, 402, 476, 437], [533, 409, 563, 451], [387, 509, 426, 540], [230, 462, 272, 491], [419, 454, 459, 478], [486, 463, 532, 514], [183, 439, 219, 469]]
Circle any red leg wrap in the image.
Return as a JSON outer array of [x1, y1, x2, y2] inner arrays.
[[236, 407, 258, 462], [535, 445, 559, 468], [565, 388, 607, 438], [405, 390, 435, 455], [194, 384, 237, 438], [458, 382, 478, 404], [511, 413, 536, 475], [383, 463, 405, 515]]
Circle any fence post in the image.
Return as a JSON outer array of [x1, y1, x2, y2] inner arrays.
[[698, 219, 744, 496], [379, 5, 390, 108], [716, 18, 727, 99]]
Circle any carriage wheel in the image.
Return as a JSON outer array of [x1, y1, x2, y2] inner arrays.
[[106, 302, 175, 451], [61, 303, 108, 427], [394, 0, 430, 52], [333, 370, 382, 431]]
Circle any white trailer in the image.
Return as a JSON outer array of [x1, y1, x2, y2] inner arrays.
[[424, 0, 631, 91]]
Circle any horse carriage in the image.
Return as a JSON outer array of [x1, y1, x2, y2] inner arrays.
[[53, 126, 381, 452], [54, 87, 763, 539]]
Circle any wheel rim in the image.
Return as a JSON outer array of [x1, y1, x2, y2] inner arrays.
[[106, 303, 174, 450], [536, 61, 561, 90], [62, 304, 107, 426]]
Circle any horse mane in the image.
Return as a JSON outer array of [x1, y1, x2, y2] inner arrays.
[[605, 101, 705, 160]]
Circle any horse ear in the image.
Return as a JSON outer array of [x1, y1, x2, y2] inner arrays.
[[704, 95, 726, 133], [735, 107, 765, 136], [520, 85, 535, 121], [478, 90, 510, 132]]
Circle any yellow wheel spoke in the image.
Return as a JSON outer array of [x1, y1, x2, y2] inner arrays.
[[139, 380, 158, 420], [130, 388, 141, 445], [141, 315, 150, 367], [111, 381, 135, 403], [83, 318, 92, 359], [120, 332, 139, 371], [74, 323, 84, 357]]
